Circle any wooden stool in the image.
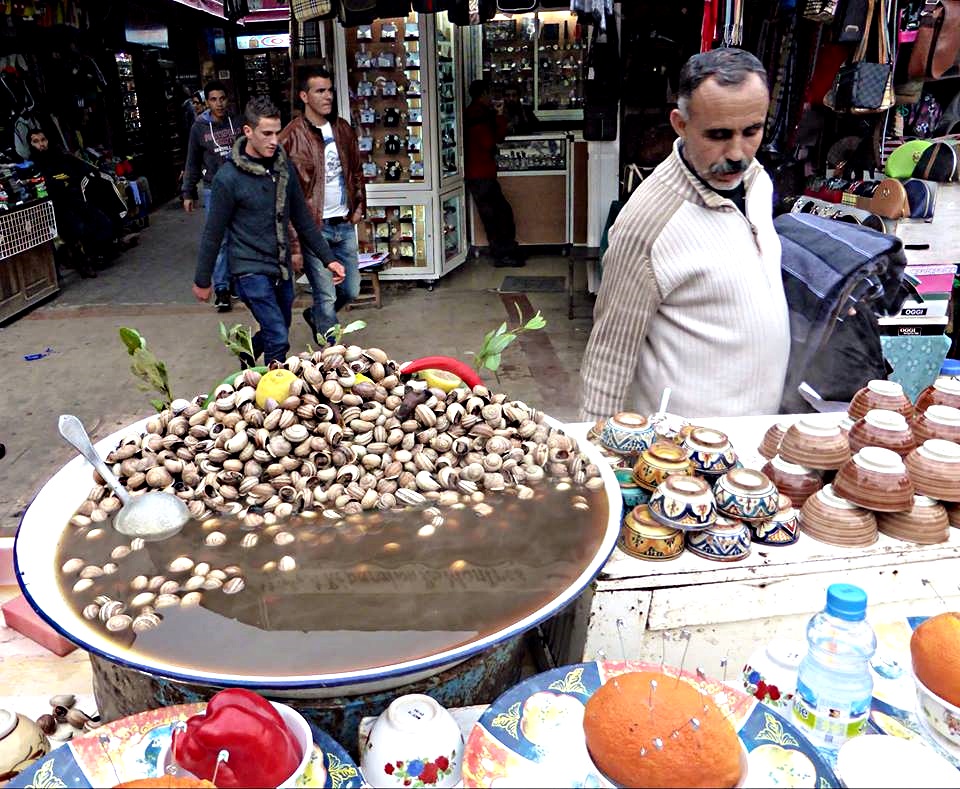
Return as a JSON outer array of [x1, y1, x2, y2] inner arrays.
[[347, 267, 382, 310]]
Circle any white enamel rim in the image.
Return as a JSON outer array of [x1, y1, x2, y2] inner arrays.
[[852, 447, 906, 474], [933, 376, 960, 396], [863, 409, 909, 432], [770, 455, 814, 475], [867, 380, 904, 397], [917, 438, 960, 463], [816, 484, 860, 510], [795, 417, 841, 437], [14, 414, 623, 690], [924, 404, 960, 426]]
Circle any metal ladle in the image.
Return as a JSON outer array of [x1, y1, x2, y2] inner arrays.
[[58, 414, 188, 542]]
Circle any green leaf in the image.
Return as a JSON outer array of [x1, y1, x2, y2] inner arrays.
[[483, 352, 501, 371], [493, 322, 508, 336], [149, 398, 166, 413], [119, 327, 144, 355], [341, 319, 367, 335], [524, 314, 547, 330], [486, 332, 517, 354], [219, 322, 229, 342]]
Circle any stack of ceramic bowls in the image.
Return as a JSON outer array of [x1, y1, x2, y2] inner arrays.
[[632, 441, 693, 493], [778, 416, 851, 471], [751, 494, 800, 546], [761, 455, 822, 508], [618, 504, 684, 561], [681, 427, 739, 484], [847, 409, 916, 457], [799, 484, 878, 547], [949, 503, 960, 529], [847, 380, 915, 422], [758, 421, 790, 460], [832, 447, 915, 512], [876, 496, 950, 544], [915, 375, 960, 414], [600, 412, 659, 515], [686, 515, 752, 562], [904, 439, 960, 503], [647, 475, 717, 531], [912, 404, 960, 444]]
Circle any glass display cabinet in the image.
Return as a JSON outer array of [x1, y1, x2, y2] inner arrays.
[[497, 136, 567, 172], [334, 12, 467, 282], [473, 7, 585, 121]]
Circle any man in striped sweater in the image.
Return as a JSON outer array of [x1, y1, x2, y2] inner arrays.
[[581, 48, 790, 421]]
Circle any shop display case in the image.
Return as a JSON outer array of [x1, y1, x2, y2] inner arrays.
[[473, 8, 585, 121], [334, 12, 467, 282], [497, 135, 566, 172], [115, 53, 145, 155]]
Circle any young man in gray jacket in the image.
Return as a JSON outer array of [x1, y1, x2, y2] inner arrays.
[[182, 80, 241, 312], [193, 97, 344, 365]]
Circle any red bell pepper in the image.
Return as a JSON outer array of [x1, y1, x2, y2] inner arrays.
[[399, 355, 482, 390], [172, 688, 301, 788]]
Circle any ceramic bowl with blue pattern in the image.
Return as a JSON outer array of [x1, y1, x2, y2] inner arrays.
[[714, 468, 780, 523], [647, 474, 717, 532], [600, 412, 656, 456], [686, 515, 752, 562]]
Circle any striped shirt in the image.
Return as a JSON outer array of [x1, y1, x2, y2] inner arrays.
[[580, 141, 790, 421]]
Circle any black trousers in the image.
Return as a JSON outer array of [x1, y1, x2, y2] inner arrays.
[[467, 178, 519, 262]]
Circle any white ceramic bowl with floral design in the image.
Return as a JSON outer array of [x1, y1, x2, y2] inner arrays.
[[360, 694, 464, 788], [915, 676, 960, 748]]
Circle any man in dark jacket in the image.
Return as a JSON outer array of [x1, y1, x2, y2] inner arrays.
[[464, 79, 521, 268], [280, 65, 366, 341], [183, 80, 241, 312], [193, 96, 344, 365]]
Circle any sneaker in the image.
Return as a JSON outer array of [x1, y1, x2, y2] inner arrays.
[[302, 307, 318, 338], [215, 289, 232, 312]]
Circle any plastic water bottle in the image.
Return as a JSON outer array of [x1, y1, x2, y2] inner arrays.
[[792, 583, 876, 753]]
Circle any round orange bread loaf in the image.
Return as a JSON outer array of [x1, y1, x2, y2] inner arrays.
[[583, 670, 743, 788], [911, 611, 960, 707]]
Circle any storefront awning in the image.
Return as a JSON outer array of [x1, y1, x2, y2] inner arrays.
[[170, 0, 290, 24]]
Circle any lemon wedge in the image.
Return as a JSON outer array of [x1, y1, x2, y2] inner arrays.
[[420, 368, 463, 392]]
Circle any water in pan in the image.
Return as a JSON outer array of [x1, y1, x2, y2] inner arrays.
[[56, 485, 607, 676]]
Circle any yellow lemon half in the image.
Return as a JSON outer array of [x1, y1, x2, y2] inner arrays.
[[420, 368, 462, 392], [255, 368, 298, 408]]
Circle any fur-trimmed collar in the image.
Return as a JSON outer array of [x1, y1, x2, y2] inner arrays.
[[231, 136, 287, 175]]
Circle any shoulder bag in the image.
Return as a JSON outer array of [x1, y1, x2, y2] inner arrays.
[[908, 0, 960, 79], [290, 0, 338, 21], [825, 0, 894, 114]]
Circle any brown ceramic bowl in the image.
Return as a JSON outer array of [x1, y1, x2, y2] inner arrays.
[[948, 503, 960, 529], [778, 416, 851, 470], [916, 376, 960, 415], [759, 422, 789, 460], [848, 380, 915, 422], [799, 484, 878, 547], [847, 409, 917, 458], [839, 413, 856, 436], [904, 439, 960, 502], [876, 495, 950, 545], [632, 441, 693, 492], [912, 404, 960, 445], [761, 455, 822, 508], [832, 447, 915, 512]]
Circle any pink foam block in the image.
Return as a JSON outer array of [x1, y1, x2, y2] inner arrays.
[[1, 594, 77, 657], [913, 273, 956, 295]]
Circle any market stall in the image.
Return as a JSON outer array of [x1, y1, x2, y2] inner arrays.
[[0, 199, 59, 323]]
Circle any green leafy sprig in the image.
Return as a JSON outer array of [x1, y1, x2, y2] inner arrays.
[[322, 319, 367, 346], [475, 307, 546, 373], [118, 328, 175, 413], [219, 322, 256, 368]]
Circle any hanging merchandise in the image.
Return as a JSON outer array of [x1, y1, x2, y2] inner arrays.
[[223, 0, 251, 22], [412, 0, 454, 11], [908, 0, 960, 80], [722, 0, 744, 46], [701, 0, 719, 51], [340, 0, 378, 26], [290, 0, 339, 21], [582, 12, 620, 141], [448, 0, 496, 25], [825, 0, 894, 114], [906, 92, 943, 136], [498, 0, 539, 12], [376, 0, 413, 15], [803, 0, 841, 23], [838, 0, 871, 42]]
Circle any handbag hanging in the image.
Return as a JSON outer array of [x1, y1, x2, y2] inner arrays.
[[908, 0, 960, 79], [290, 0, 338, 21], [825, 0, 894, 114], [803, 0, 841, 23]]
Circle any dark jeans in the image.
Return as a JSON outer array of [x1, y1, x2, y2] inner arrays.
[[233, 273, 294, 365], [467, 177, 519, 262], [303, 221, 361, 339]]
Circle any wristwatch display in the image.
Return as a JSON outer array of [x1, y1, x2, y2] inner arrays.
[[496, 136, 567, 172], [345, 14, 425, 186], [435, 10, 460, 180], [357, 204, 428, 269]]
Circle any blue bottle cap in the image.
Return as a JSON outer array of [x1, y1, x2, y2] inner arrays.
[[825, 583, 867, 621], [940, 358, 960, 377]]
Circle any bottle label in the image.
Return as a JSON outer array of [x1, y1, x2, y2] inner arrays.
[[792, 682, 870, 746]]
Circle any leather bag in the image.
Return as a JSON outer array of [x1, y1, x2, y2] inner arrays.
[[913, 140, 959, 180], [290, 0, 338, 21], [908, 0, 960, 79], [885, 139, 934, 177], [903, 178, 938, 218], [825, 0, 894, 114]]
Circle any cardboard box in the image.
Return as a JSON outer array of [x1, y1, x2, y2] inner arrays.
[[896, 295, 950, 319], [879, 315, 949, 336]]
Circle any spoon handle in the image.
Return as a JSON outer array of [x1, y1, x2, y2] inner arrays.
[[58, 415, 132, 507]]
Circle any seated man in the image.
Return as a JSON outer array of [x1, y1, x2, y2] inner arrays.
[[27, 129, 124, 275]]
